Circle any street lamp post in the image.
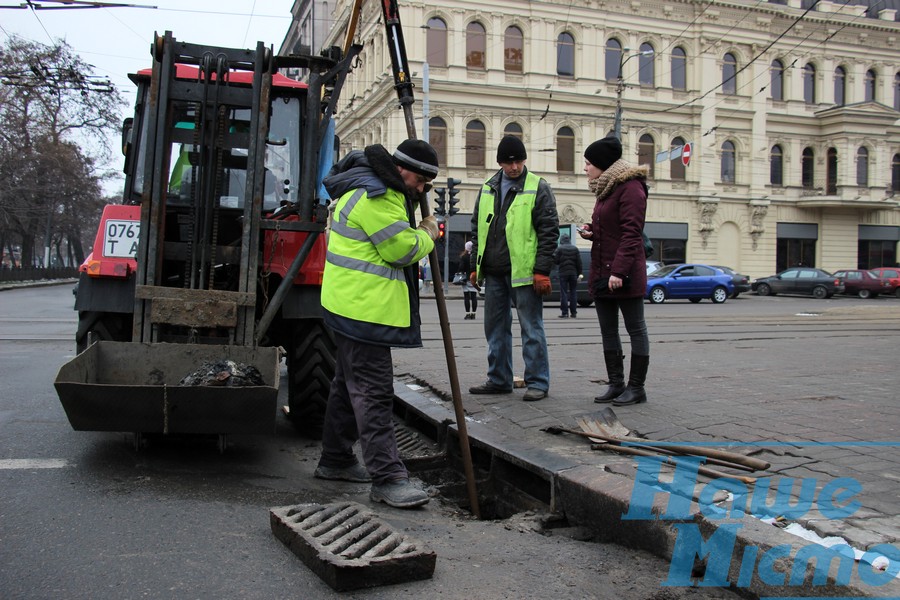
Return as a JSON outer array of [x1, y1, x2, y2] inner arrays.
[[614, 47, 653, 140]]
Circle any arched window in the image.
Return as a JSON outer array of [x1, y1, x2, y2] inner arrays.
[[827, 148, 838, 195], [770, 145, 784, 186], [670, 136, 686, 181], [429, 117, 448, 167], [893, 154, 900, 194], [803, 63, 816, 104], [557, 32, 575, 77], [894, 72, 900, 111], [722, 53, 737, 95], [426, 17, 447, 67], [465, 120, 486, 169], [834, 67, 846, 106], [770, 60, 784, 101], [605, 39, 622, 81], [638, 42, 654, 87], [466, 22, 486, 70], [721, 140, 735, 183], [865, 69, 877, 102], [802, 147, 815, 189], [639, 134, 655, 179], [504, 26, 524, 73], [671, 47, 686, 90], [556, 127, 575, 173], [856, 147, 869, 187], [504, 122, 523, 139]]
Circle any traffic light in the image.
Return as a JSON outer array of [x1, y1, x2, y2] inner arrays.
[[434, 187, 447, 217], [447, 178, 462, 216], [437, 219, 446, 242]]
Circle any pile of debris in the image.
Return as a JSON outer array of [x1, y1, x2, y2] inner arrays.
[[179, 360, 265, 387]]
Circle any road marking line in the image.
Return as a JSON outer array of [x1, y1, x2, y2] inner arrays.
[[0, 459, 70, 469]]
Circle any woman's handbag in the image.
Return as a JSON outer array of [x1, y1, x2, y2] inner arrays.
[[452, 272, 467, 285]]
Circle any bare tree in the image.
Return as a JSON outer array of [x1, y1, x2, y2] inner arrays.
[[0, 35, 125, 266]]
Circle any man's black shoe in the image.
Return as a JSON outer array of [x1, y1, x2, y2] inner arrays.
[[469, 382, 513, 395]]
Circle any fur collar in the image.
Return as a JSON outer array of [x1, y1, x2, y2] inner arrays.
[[588, 160, 649, 201]]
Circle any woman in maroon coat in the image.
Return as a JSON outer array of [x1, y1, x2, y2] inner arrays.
[[577, 136, 650, 406]]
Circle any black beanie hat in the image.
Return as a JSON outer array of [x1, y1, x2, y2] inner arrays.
[[393, 139, 439, 179], [584, 136, 622, 170], [497, 135, 527, 163]]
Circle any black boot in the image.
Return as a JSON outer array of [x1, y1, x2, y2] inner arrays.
[[594, 351, 625, 403], [614, 354, 649, 406]]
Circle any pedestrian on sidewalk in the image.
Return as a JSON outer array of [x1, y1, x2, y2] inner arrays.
[[468, 135, 560, 401], [578, 136, 651, 406], [459, 241, 479, 319], [316, 139, 441, 508], [553, 234, 582, 319]]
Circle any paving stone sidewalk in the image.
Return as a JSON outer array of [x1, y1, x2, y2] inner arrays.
[[394, 291, 900, 597]]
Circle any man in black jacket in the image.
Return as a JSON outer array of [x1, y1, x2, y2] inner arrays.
[[554, 234, 583, 318]]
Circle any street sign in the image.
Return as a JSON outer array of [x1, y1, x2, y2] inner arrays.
[[682, 142, 692, 166]]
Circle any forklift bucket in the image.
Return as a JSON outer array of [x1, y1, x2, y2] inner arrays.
[[54, 341, 281, 435]]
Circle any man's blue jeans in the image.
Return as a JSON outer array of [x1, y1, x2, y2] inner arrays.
[[482, 274, 550, 392]]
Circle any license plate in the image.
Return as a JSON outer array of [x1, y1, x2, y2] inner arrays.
[[103, 220, 140, 258]]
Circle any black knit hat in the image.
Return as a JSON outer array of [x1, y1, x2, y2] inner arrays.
[[393, 139, 439, 179], [584, 136, 622, 170], [497, 135, 527, 163]]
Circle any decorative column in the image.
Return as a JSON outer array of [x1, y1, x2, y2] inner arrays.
[[749, 200, 770, 250], [697, 197, 719, 248]]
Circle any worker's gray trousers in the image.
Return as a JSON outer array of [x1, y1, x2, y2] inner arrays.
[[318, 333, 407, 485]]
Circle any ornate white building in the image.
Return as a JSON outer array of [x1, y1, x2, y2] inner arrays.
[[285, 0, 900, 277]]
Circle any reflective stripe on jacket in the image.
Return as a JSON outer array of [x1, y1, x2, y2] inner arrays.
[[321, 186, 433, 346], [475, 171, 541, 287]]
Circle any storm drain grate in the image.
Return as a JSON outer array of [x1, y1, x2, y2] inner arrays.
[[270, 501, 436, 591], [394, 419, 441, 459]]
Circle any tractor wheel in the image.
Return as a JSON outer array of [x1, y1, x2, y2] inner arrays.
[[287, 318, 336, 439], [75, 311, 132, 354]]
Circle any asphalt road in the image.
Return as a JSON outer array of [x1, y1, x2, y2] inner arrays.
[[0, 284, 744, 600]]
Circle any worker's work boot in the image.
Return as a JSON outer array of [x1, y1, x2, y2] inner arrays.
[[370, 479, 429, 508], [613, 354, 649, 406], [594, 351, 625, 403], [314, 462, 372, 483]]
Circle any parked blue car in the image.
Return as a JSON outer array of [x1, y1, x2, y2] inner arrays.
[[645, 264, 735, 304]]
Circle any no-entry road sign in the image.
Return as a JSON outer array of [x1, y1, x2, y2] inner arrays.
[[682, 142, 692, 166]]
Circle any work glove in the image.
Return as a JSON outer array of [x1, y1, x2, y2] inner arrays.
[[533, 274, 552, 296], [469, 272, 481, 292], [417, 215, 440, 241], [578, 274, 584, 280]]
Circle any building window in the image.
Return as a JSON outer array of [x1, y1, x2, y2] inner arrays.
[[834, 66, 846, 106], [803, 63, 816, 104], [802, 147, 814, 189], [504, 122, 523, 139], [429, 117, 448, 167], [856, 147, 869, 187], [670, 136, 686, 181], [893, 153, 900, 194], [894, 72, 900, 111], [721, 140, 735, 183], [770, 145, 784, 186], [771, 59, 784, 101], [426, 17, 447, 67], [605, 39, 622, 81], [827, 148, 838, 195], [466, 22, 486, 70], [504, 26, 523, 73], [465, 120, 485, 169], [557, 32, 575, 77], [865, 69, 877, 102], [859, 240, 897, 269], [671, 47, 686, 90], [722, 53, 737, 95], [638, 42, 654, 87], [556, 126, 575, 173], [776, 239, 817, 272], [639, 134, 655, 179]]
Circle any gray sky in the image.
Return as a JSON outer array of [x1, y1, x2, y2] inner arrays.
[[1, 1, 296, 192]]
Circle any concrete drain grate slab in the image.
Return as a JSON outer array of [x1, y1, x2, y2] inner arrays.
[[270, 501, 436, 591]]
